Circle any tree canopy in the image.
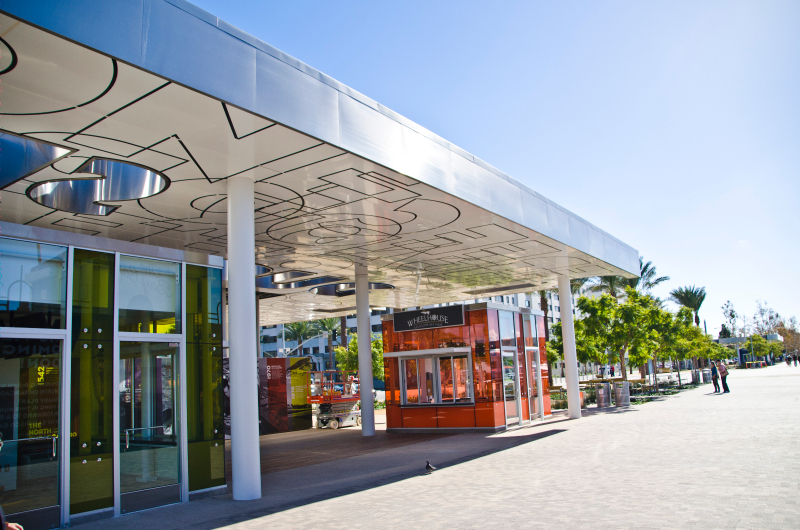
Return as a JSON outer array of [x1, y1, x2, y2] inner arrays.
[[333, 333, 384, 380]]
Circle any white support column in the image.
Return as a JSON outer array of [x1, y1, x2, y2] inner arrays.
[[226, 175, 262, 500], [557, 274, 582, 420], [355, 262, 375, 436]]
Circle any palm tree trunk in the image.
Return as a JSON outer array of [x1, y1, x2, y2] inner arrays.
[[328, 336, 334, 371], [340, 316, 347, 346], [539, 292, 553, 387]]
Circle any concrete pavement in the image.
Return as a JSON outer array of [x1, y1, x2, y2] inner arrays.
[[74, 363, 800, 530]]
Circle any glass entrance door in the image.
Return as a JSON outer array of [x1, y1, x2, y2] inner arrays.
[[0, 337, 61, 530], [502, 349, 520, 425], [118, 342, 179, 514]]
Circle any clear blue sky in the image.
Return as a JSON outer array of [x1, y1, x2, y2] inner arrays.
[[191, 0, 800, 335]]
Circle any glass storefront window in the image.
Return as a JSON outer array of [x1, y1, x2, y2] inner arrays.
[[0, 238, 67, 329], [404, 359, 419, 404], [439, 358, 453, 401], [402, 355, 472, 405], [454, 357, 470, 402], [419, 358, 434, 403], [0, 337, 61, 524], [118, 256, 181, 334], [499, 310, 516, 348]]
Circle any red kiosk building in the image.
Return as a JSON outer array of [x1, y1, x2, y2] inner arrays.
[[382, 303, 551, 432]]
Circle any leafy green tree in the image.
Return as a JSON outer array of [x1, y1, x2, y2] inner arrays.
[[748, 335, 769, 360], [767, 340, 783, 360], [547, 319, 604, 368], [333, 333, 384, 380], [576, 288, 654, 381], [644, 306, 693, 389]]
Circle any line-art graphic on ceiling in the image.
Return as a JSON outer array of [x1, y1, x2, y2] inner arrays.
[[0, 13, 628, 324]]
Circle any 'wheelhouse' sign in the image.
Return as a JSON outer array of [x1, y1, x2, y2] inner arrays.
[[394, 306, 465, 332]]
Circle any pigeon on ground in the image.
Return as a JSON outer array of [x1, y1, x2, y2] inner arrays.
[[425, 461, 436, 473]]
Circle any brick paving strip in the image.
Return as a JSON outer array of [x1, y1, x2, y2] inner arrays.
[[75, 364, 800, 530]]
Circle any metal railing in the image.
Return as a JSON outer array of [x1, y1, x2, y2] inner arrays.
[[124, 426, 165, 450], [1, 435, 58, 457]]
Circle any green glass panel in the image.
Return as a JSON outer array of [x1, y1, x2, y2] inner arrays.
[[70, 250, 115, 515], [118, 256, 181, 334], [185, 265, 224, 491], [186, 345, 225, 491], [186, 266, 222, 344], [72, 249, 114, 342], [0, 338, 61, 516], [0, 237, 67, 329]]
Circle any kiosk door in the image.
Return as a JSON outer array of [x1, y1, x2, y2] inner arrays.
[[501, 349, 521, 425], [118, 342, 180, 514], [0, 337, 62, 530]]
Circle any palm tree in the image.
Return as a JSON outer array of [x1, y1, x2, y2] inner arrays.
[[669, 286, 706, 326], [570, 277, 592, 296], [283, 320, 314, 354], [312, 318, 340, 370], [669, 285, 707, 374], [588, 275, 627, 300], [625, 256, 670, 293]]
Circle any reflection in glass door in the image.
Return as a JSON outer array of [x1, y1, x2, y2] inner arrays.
[[118, 342, 179, 514], [0, 337, 61, 530], [502, 350, 519, 425]]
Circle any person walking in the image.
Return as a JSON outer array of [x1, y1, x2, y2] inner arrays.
[[787, 355, 792, 366], [717, 360, 730, 393], [610, 365, 615, 377], [711, 362, 720, 393], [794, 355, 798, 367]]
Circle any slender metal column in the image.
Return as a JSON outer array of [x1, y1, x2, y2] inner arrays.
[[557, 274, 582, 420], [112, 253, 121, 516], [354, 262, 375, 436], [179, 262, 189, 502], [60, 246, 74, 526], [226, 176, 262, 500]]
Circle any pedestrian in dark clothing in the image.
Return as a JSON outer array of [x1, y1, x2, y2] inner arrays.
[[787, 355, 792, 366], [610, 365, 615, 377], [711, 362, 720, 393], [717, 361, 730, 393], [795, 356, 798, 367]]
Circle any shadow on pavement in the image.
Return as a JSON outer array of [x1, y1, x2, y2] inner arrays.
[[191, 427, 568, 530]]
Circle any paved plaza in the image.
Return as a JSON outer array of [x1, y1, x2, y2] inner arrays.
[[76, 364, 799, 530]]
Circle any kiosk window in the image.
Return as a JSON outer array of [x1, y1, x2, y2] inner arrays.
[[405, 359, 419, 404], [402, 355, 472, 405]]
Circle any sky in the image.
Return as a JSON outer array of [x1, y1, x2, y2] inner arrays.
[[191, 0, 800, 336]]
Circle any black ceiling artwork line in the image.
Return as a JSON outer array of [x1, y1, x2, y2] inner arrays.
[[221, 101, 275, 140], [0, 35, 18, 75], [0, 59, 118, 117]]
